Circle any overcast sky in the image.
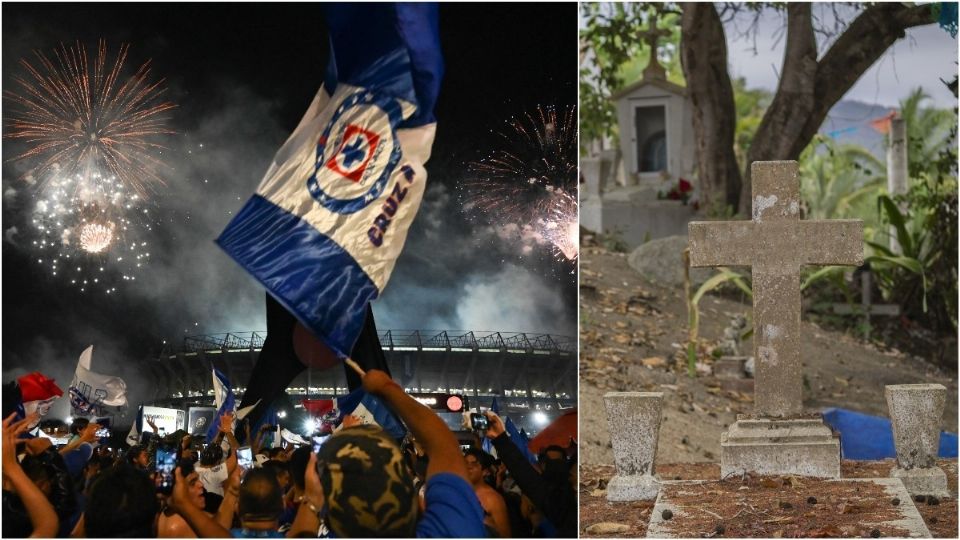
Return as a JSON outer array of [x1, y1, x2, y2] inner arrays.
[[725, 4, 958, 108]]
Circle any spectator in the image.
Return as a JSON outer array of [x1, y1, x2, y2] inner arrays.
[[464, 448, 511, 537], [125, 444, 150, 470], [288, 369, 485, 538], [158, 460, 207, 538], [80, 463, 159, 537], [2, 413, 59, 538], [485, 411, 576, 537], [195, 413, 239, 498]]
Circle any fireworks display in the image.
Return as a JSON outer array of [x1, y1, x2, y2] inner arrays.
[[460, 105, 578, 262], [4, 39, 175, 195], [4, 40, 173, 294]]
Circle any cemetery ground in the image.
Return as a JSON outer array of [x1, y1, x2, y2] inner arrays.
[[578, 237, 958, 538]]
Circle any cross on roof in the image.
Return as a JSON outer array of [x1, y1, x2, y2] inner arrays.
[[637, 8, 671, 80], [688, 161, 863, 418]]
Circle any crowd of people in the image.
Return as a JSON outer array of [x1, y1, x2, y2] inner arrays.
[[3, 369, 576, 538]]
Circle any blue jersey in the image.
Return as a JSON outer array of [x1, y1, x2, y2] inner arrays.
[[416, 473, 486, 538]]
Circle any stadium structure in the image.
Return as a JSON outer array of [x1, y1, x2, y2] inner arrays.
[[143, 330, 576, 436]]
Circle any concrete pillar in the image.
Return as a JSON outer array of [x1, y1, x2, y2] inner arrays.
[[603, 392, 663, 501], [886, 384, 950, 498]]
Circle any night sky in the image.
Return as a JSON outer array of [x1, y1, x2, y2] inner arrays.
[[1, 3, 578, 410]]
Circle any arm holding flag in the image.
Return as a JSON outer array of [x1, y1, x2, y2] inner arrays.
[[361, 370, 468, 480], [485, 411, 551, 511]]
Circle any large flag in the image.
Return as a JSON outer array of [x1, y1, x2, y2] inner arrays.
[[216, 3, 443, 363], [69, 346, 127, 417], [302, 387, 405, 440]]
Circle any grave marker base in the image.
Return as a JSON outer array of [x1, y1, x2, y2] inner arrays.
[[721, 416, 841, 479]]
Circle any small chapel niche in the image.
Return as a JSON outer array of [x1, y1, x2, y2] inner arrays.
[[634, 105, 667, 173]]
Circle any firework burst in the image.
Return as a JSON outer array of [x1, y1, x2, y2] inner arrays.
[[4, 39, 175, 196], [460, 105, 578, 262], [29, 167, 156, 294]]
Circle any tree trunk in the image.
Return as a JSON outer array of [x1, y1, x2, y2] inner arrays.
[[679, 2, 741, 214], [740, 3, 937, 214]]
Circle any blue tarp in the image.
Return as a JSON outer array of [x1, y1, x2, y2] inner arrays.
[[822, 407, 958, 460]]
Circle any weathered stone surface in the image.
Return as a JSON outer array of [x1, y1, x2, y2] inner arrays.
[[646, 478, 931, 538], [688, 161, 861, 478], [720, 417, 841, 479], [627, 235, 712, 286], [688, 161, 863, 418], [886, 384, 947, 470], [604, 392, 664, 501], [891, 465, 951, 499], [886, 384, 950, 497]]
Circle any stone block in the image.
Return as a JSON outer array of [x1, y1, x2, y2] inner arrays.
[[720, 416, 840, 478], [891, 465, 951, 499], [603, 391, 664, 501], [885, 384, 946, 470]]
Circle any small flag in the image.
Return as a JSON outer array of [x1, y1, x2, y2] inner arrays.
[[302, 386, 405, 440], [17, 372, 63, 424], [216, 3, 444, 362], [126, 405, 144, 446], [505, 417, 538, 464], [869, 111, 897, 135], [69, 346, 127, 416]]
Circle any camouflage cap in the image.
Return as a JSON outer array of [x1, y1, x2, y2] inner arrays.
[[317, 425, 417, 537]]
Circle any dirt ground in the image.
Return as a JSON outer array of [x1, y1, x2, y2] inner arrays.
[[579, 243, 959, 468], [580, 460, 958, 538]]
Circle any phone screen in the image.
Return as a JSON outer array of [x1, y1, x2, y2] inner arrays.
[[470, 413, 489, 431], [155, 446, 176, 494], [312, 435, 330, 454], [95, 418, 111, 439], [237, 446, 253, 469]]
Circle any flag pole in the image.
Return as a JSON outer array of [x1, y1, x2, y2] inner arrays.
[[344, 358, 366, 378]]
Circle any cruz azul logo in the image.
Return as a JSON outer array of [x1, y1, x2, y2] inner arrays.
[[307, 91, 404, 214]]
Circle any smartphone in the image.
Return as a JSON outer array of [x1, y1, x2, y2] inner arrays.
[[95, 417, 111, 439], [237, 446, 253, 469], [470, 413, 489, 431], [155, 445, 176, 494]]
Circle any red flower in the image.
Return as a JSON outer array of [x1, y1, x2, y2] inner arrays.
[[678, 178, 693, 193]]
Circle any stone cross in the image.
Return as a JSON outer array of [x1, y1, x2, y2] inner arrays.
[[637, 9, 671, 80], [831, 271, 900, 341], [688, 161, 863, 417]]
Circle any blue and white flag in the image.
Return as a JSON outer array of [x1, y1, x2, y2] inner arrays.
[[69, 345, 128, 417], [126, 405, 144, 446], [206, 368, 260, 442], [207, 368, 236, 442], [217, 3, 444, 359]]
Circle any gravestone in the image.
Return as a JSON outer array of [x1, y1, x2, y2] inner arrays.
[[885, 384, 951, 498], [831, 271, 900, 341], [688, 160, 863, 478], [603, 392, 664, 501]]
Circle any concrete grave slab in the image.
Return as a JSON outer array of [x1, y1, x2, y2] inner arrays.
[[646, 477, 931, 538]]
